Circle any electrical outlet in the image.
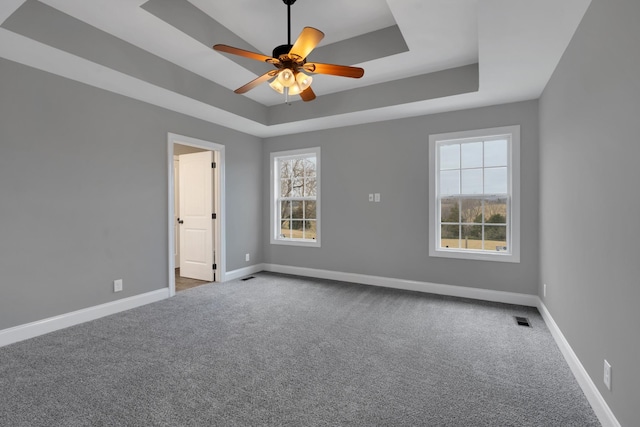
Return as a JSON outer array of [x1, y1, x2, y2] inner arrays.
[[113, 279, 123, 293], [543, 283, 547, 297], [368, 193, 374, 202], [604, 360, 612, 390], [245, 253, 250, 262], [374, 193, 380, 202]]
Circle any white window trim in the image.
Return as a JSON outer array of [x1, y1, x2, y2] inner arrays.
[[428, 125, 520, 263], [270, 147, 321, 247]]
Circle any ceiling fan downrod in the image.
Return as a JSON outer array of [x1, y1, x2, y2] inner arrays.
[[273, 0, 297, 59], [285, 0, 296, 45]]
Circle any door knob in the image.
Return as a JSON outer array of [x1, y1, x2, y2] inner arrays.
[[177, 218, 184, 224]]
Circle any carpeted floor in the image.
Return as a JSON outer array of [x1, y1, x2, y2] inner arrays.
[[0, 273, 599, 426]]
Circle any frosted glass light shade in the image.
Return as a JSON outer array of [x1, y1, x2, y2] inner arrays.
[[270, 70, 313, 98], [277, 69, 296, 87], [288, 84, 302, 96], [296, 72, 313, 91], [269, 79, 285, 94]]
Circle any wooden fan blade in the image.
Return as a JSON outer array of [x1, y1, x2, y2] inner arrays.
[[304, 62, 364, 78], [299, 86, 316, 102], [289, 27, 325, 60], [234, 71, 278, 94], [213, 44, 273, 63]]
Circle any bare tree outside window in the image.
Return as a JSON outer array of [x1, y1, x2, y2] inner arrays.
[[272, 148, 320, 245]]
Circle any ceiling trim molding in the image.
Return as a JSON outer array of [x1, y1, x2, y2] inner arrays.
[[0, 0, 593, 138]]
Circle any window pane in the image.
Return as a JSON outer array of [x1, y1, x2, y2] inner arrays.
[[279, 159, 292, 179], [280, 220, 291, 238], [272, 149, 320, 245], [440, 198, 459, 223], [484, 225, 507, 251], [461, 198, 483, 223], [484, 168, 507, 194], [439, 170, 460, 195], [290, 220, 304, 238], [292, 201, 303, 219], [280, 179, 292, 197], [441, 225, 460, 248], [485, 198, 507, 224], [461, 225, 482, 249], [280, 201, 291, 219], [484, 139, 508, 167], [305, 201, 317, 219], [305, 178, 317, 197], [461, 141, 483, 168], [291, 178, 304, 197], [430, 128, 517, 260], [439, 144, 460, 170], [304, 220, 317, 240], [461, 169, 483, 194], [304, 158, 316, 177], [292, 158, 305, 178]]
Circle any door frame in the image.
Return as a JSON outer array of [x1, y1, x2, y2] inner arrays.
[[173, 155, 180, 268], [167, 133, 225, 297]]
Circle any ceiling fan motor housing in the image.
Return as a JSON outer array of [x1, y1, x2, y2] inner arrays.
[[273, 44, 293, 60]]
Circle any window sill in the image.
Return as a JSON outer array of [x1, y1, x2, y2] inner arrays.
[[429, 248, 520, 263], [271, 238, 321, 248]]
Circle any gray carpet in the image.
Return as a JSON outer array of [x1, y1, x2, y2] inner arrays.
[[0, 273, 599, 426]]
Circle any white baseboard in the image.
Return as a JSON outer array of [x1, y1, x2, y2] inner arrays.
[[538, 301, 620, 427], [262, 263, 539, 307], [224, 263, 266, 282], [0, 288, 169, 348]]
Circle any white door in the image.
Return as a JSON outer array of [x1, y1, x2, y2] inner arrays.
[[178, 151, 214, 281], [173, 157, 180, 267]]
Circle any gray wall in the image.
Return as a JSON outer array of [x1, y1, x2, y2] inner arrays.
[[539, 0, 640, 425], [0, 58, 263, 330], [263, 100, 539, 295]]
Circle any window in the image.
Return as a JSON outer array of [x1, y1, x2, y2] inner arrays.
[[270, 147, 320, 247], [429, 126, 520, 262]]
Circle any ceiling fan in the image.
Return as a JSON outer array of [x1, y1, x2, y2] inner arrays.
[[212, 0, 365, 102]]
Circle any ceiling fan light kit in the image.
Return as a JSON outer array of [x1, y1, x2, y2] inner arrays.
[[212, 0, 364, 103]]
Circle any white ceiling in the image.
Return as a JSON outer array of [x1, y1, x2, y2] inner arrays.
[[0, 0, 592, 138]]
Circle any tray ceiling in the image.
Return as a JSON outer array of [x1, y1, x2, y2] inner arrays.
[[0, 0, 591, 137]]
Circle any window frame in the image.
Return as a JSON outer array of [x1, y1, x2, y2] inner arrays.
[[270, 147, 321, 247], [428, 126, 520, 263]]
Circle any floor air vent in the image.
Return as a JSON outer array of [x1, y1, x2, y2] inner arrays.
[[241, 276, 255, 281], [515, 316, 531, 327]]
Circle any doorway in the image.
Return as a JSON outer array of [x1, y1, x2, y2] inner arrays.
[[168, 133, 225, 297]]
